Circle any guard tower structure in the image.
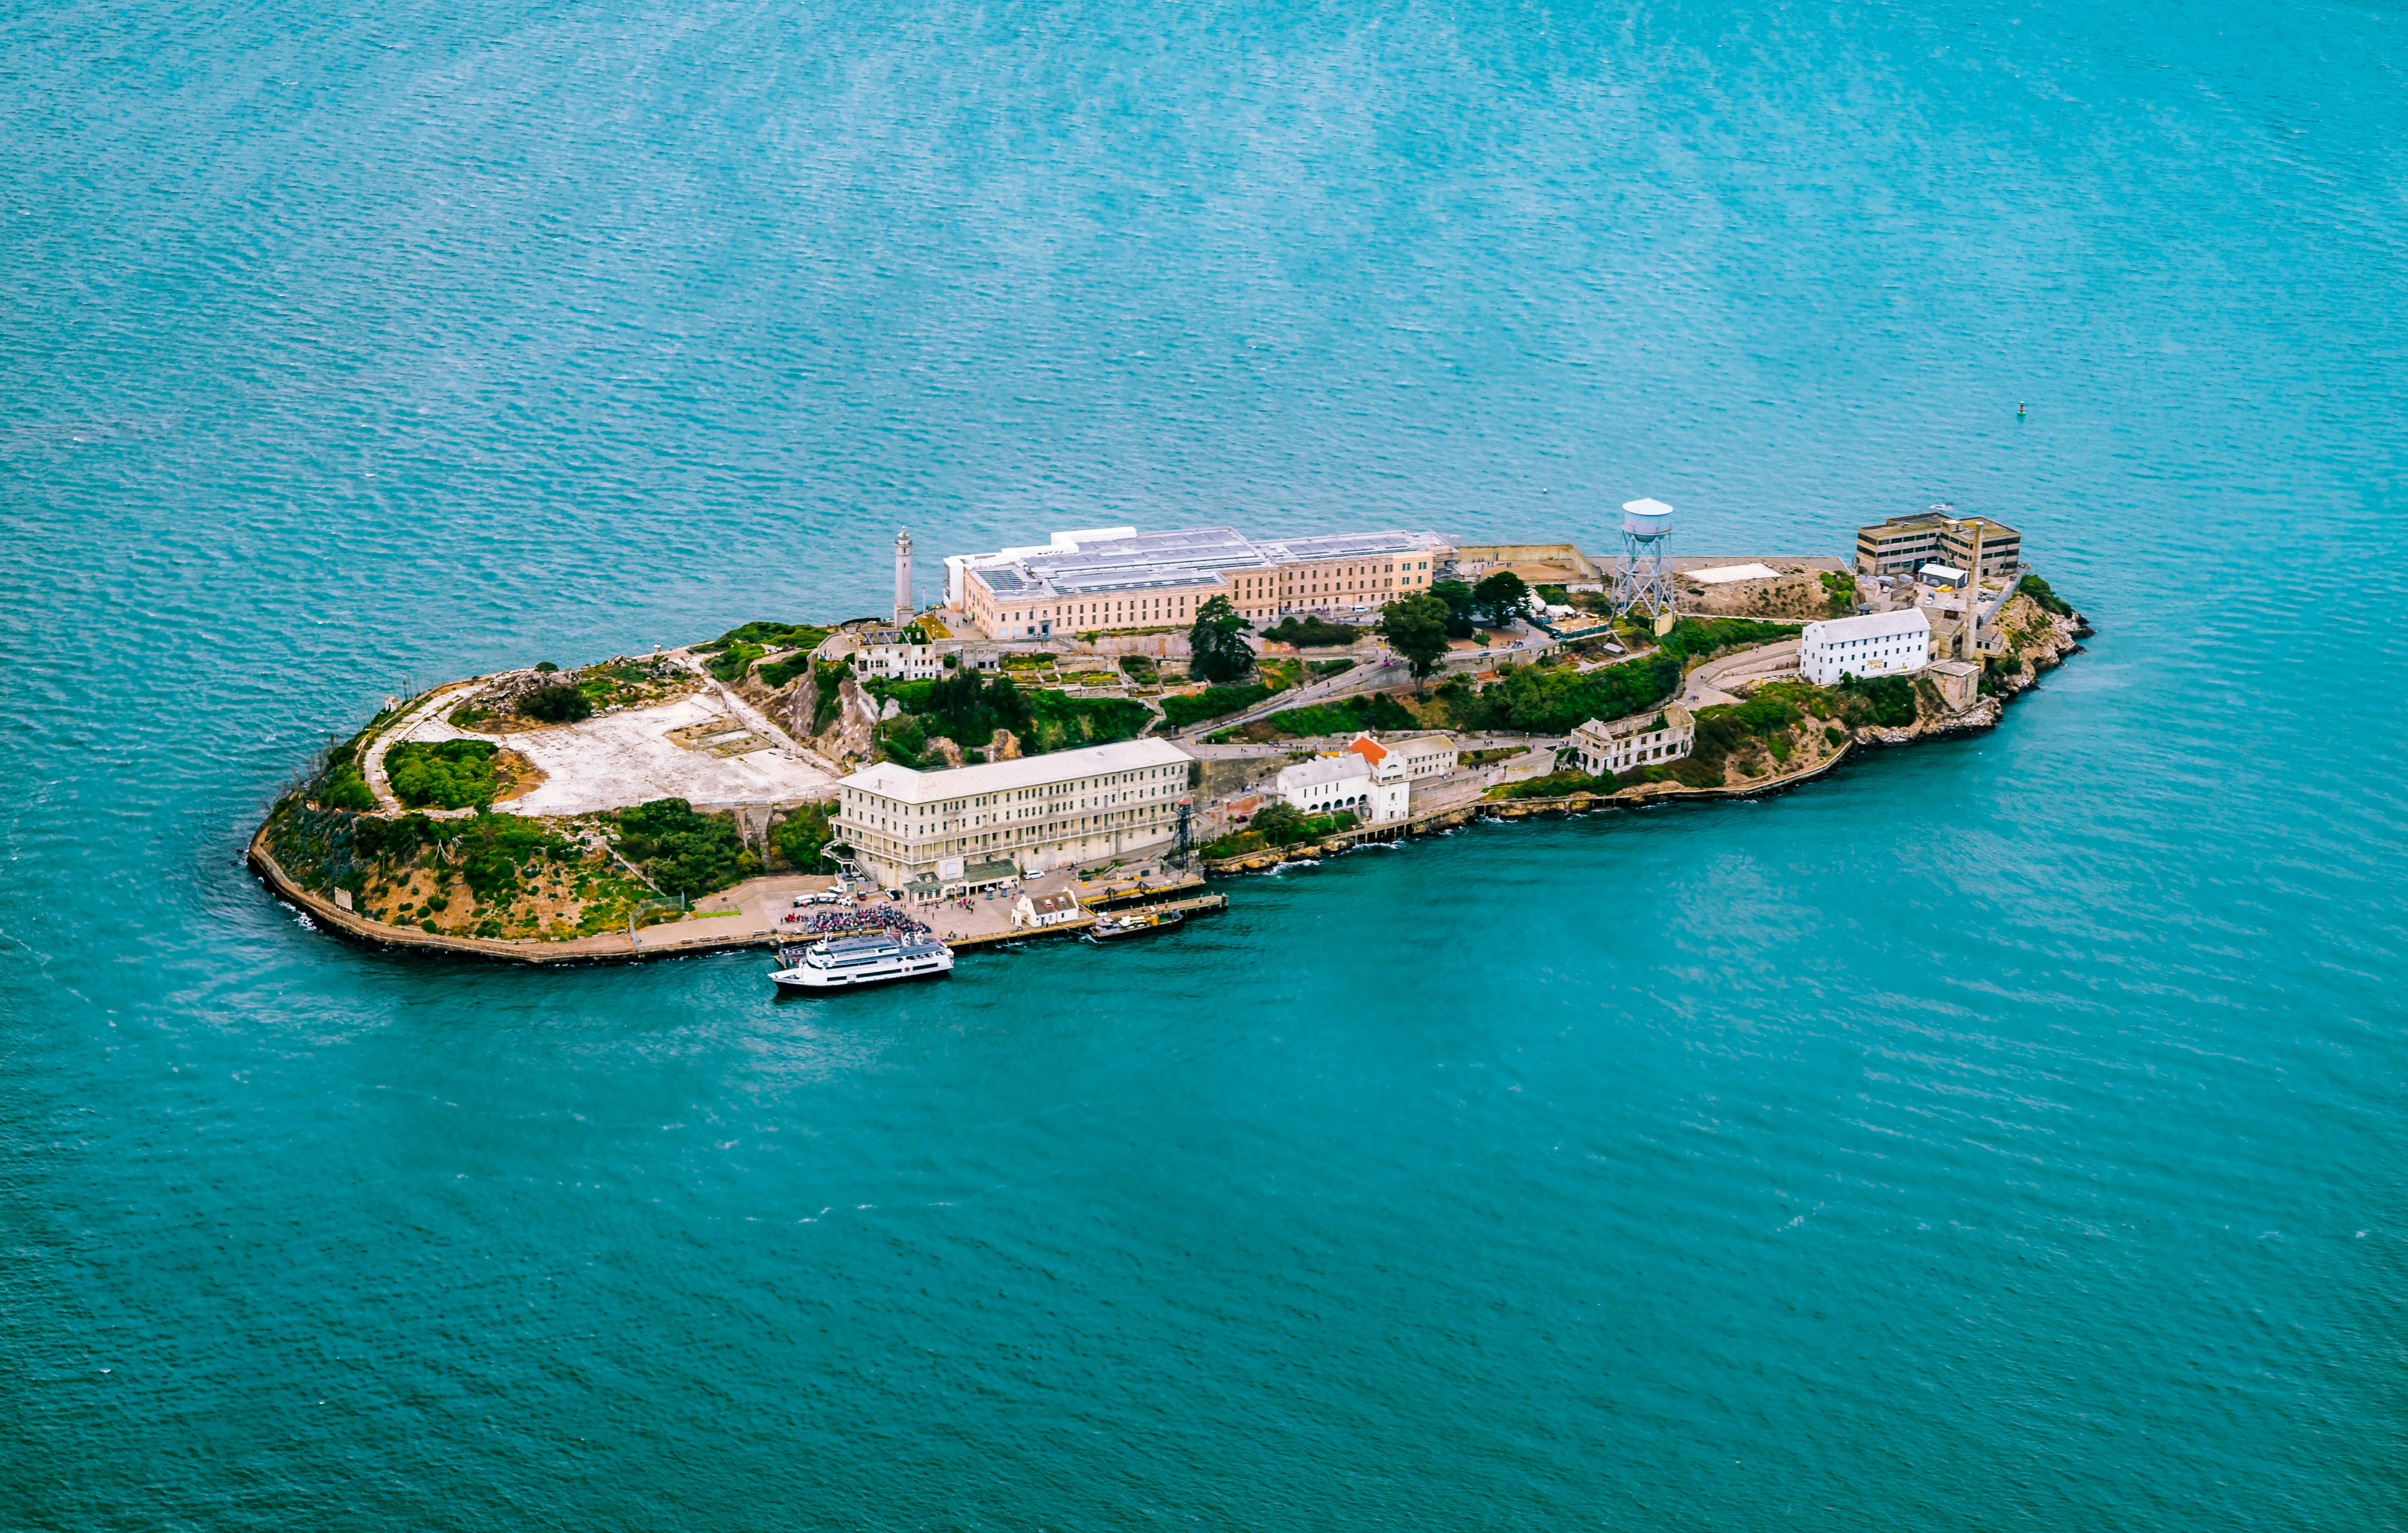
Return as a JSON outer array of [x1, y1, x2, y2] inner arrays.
[[893, 528, 914, 626], [1612, 498, 1678, 619]]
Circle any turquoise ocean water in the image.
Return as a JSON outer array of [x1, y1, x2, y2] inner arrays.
[[4, 0, 2403, 1524]]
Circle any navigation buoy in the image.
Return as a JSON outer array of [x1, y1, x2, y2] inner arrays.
[[2017, 402, 2027, 420]]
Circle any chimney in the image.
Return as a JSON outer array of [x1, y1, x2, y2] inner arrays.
[[894, 528, 914, 627], [1963, 520, 1984, 660]]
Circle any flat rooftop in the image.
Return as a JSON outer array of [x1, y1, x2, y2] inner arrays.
[[962, 525, 1452, 602], [842, 737, 1195, 804]]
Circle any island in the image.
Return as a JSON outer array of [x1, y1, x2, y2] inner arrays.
[[249, 509, 2090, 964]]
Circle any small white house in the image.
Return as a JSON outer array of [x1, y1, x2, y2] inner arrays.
[[1799, 608, 1933, 687], [1011, 890, 1083, 929], [1571, 704, 1695, 777]]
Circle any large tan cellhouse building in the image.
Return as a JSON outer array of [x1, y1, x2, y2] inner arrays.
[[944, 525, 1455, 640]]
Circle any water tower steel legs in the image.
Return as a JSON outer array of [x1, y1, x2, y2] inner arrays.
[[1612, 529, 1676, 618]]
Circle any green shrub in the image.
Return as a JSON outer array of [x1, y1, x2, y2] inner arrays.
[[698, 621, 828, 654], [1310, 658, 1356, 677], [1024, 690, 1151, 753], [810, 659, 849, 735], [1200, 803, 1360, 857], [758, 655, 813, 691], [519, 684, 594, 724], [351, 812, 432, 864], [534, 661, 559, 673], [1270, 694, 1415, 736], [1211, 692, 1416, 741], [615, 798, 753, 899], [1496, 769, 1618, 800], [456, 810, 567, 902], [1161, 685, 1272, 729], [1817, 571, 1858, 616], [705, 642, 766, 682], [386, 739, 501, 809], [1261, 616, 1360, 648], [1836, 674, 1918, 727], [771, 803, 834, 870], [2017, 574, 2074, 617], [872, 673, 1149, 760], [319, 766, 376, 811], [1656, 617, 1798, 664]]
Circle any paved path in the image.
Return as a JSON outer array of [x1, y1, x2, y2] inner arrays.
[[1176, 655, 1407, 737], [361, 679, 499, 814], [1683, 639, 1800, 709], [688, 656, 847, 783]]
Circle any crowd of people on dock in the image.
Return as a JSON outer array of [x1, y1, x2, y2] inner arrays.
[[781, 906, 932, 938]]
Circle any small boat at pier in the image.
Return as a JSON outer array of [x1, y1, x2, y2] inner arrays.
[[1087, 907, 1186, 943]]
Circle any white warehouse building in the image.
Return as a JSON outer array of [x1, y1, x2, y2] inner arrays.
[[1799, 609, 1934, 687]]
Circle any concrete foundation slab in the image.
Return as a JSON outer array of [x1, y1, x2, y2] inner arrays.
[[397, 693, 837, 816]]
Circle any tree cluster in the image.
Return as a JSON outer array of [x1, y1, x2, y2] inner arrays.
[[617, 798, 755, 899], [386, 739, 502, 810], [519, 684, 594, 723]]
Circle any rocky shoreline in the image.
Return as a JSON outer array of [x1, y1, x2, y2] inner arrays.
[[249, 594, 2090, 960], [1202, 601, 2091, 875]]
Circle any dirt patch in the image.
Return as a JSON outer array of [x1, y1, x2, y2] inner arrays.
[[489, 748, 547, 804], [1679, 569, 1841, 620]]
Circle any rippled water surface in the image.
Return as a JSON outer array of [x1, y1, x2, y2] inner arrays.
[[4, 0, 2403, 1525]]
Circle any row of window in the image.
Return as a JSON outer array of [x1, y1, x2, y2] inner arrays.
[[980, 557, 1440, 634], [840, 768, 1180, 837]]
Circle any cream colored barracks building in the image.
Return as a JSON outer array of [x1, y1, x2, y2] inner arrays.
[[834, 738, 1196, 887]]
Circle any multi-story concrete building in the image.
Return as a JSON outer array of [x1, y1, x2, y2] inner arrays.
[[1937, 516, 2022, 579], [1570, 704, 1695, 777], [946, 525, 1455, 640], [1855, 513, 1951, 576], [852, 635, 943, 681], [1856, 511, 2022, 578], [1798, 609, 1934, 686], [834, 738, 1194, 887]]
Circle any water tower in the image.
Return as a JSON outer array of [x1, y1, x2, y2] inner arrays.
[[1613, 498, 1677, 618]]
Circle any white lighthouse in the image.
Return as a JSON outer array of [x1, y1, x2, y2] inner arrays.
[[893, 528, 914, 627]]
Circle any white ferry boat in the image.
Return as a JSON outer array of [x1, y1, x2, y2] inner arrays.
[[770, 932, 955, 992]]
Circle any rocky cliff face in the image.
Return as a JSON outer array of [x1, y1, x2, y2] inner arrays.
[[822, 677, 878, 766], [731, 658, 875, 769], [736, 664, 816, 745]]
